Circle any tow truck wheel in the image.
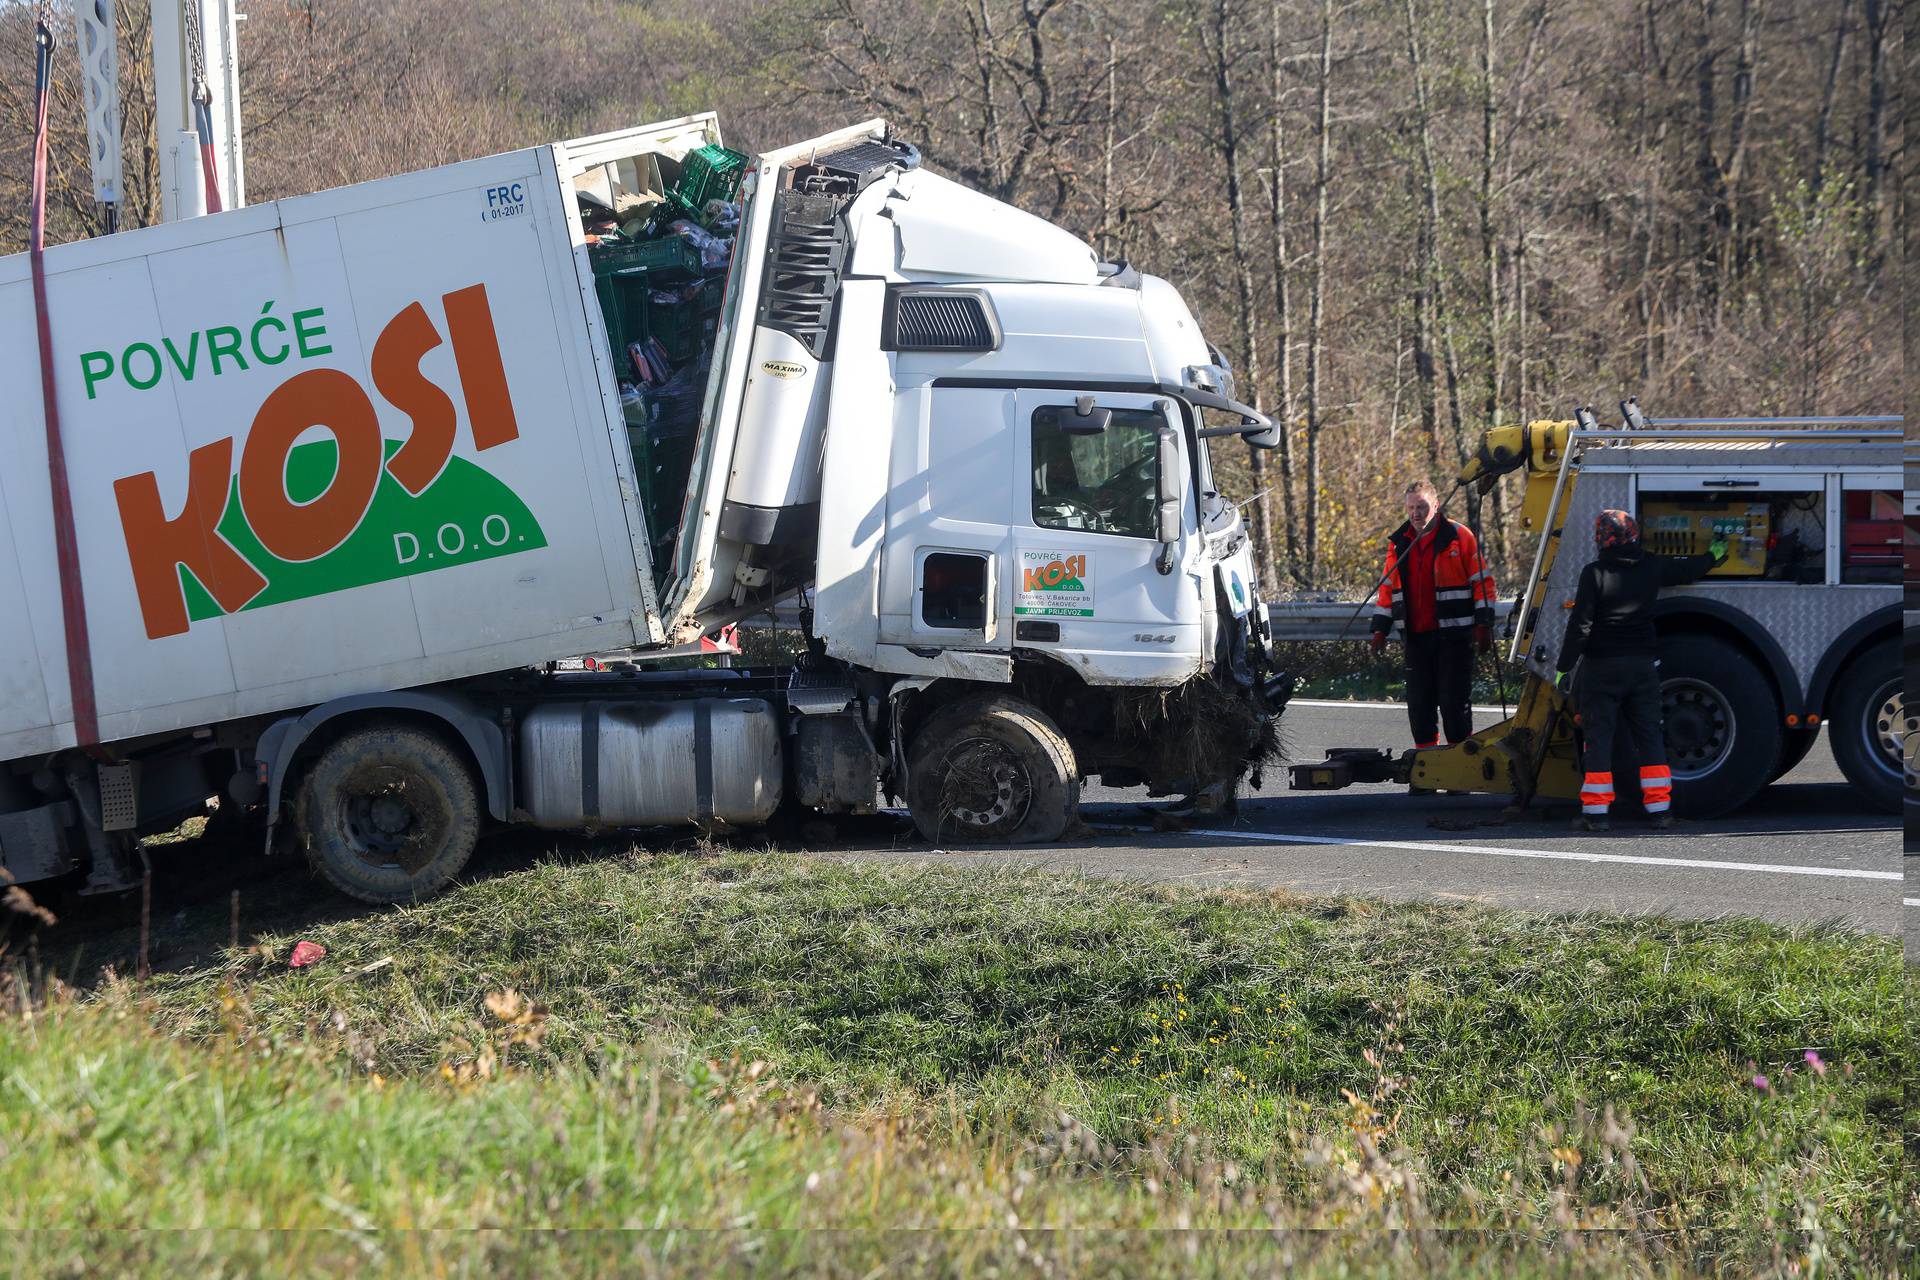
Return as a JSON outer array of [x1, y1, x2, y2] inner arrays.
[[295, 724, 481, 903], [1827, 638, 1903, 814], [1647, 635, 1781, 819], [907, 695, 1079, 844]]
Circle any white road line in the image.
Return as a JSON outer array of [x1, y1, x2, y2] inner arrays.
[[1290, 698, 1511, 714], [1097, 825, 1902, 883], [1905, 898, 1920, 908]]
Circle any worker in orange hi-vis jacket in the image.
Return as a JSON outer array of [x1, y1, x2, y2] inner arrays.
[[1556, 509, 1725, 832], [1370, 479, 1498, 749]]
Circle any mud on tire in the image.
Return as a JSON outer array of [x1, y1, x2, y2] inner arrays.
[[294, 723, 481, 904], [907, 694, 1079, 845]]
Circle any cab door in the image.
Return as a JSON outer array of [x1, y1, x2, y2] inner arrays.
[[1012, 390, 1203, 683]]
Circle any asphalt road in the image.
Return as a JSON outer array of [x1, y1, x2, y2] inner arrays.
[[29, 700, 1909, 984], [849, 699, 1910, 940]]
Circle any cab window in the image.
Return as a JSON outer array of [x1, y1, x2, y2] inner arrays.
[[1030, 405, 1161, 538]]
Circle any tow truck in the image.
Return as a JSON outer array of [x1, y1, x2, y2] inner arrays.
[[1291, 403, 1906, 818]]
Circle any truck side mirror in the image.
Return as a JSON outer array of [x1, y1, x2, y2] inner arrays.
[[1155, 421, 1182, 573], [1242, 421, 1281, 449], [1062, 395, 1111, 436]]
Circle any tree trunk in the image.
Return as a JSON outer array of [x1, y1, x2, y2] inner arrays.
[[1100, 35, 1116, 259], [1693, 0, 1722, 309], [1862, 0, 1890, 256], [967, 0, 1004, 190], [1411, 221, 1440, 466], [1304, 0, 1333, 583], [1265, 0, 1303, 582], [1718, 0, 1761, 305], [1205, 0, 1278, 591], [1811, 0, 1852, 188], [1403, 0, 1470, 521], [1479, 0, 1508, 558]]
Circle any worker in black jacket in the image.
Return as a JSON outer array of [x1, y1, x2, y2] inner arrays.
[[1556, 509, 1724, 830]]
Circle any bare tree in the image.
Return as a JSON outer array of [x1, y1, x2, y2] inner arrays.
[[1302, 0, 1335, 581], [1263, 0, 1304, 583], [1198, 0, 1278, 589]]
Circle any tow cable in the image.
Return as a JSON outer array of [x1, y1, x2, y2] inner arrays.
[[27, 1, 102, 748], [182, 0, 223, 211]]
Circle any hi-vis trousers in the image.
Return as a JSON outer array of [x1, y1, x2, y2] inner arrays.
[[1574, 653, 1673, 816]]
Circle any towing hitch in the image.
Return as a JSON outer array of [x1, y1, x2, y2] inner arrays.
[[1288, 747, 1403, 790]]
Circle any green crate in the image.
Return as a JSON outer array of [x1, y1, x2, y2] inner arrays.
[[590, 237, 704, 380], [667, 144, 748, 223], [594, 276, 644, 378], [627, 423, 698, 555], [645, 289, 718, 364], [589, 235, 702, 280]]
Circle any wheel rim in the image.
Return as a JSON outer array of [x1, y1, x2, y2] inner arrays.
[[937, 737, 1034, 835], [337, 764, 441, 873], [1864, 678, 1909, 785], [1661, 677, 1736, 780]]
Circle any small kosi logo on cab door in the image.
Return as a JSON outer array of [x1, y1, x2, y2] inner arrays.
[[1015, 551, 1095, 618]]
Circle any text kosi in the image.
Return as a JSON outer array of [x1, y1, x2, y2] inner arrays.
[[112, 283, 543, 640]]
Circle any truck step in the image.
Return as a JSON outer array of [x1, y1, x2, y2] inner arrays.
[[787, 669, 859, 717]]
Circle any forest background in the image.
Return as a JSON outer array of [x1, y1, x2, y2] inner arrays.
[[0, 0, 1906, 593]]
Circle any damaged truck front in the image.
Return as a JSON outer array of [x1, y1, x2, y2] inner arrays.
[[0, 114, 1288, 904]]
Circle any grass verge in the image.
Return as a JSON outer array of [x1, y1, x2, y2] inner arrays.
[[4, 847, 1911, 1274]]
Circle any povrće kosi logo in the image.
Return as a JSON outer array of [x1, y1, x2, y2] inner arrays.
[[102, 283, 547, 640]]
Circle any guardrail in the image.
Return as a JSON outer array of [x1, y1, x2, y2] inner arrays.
[[1264, 598, 1517, 642]]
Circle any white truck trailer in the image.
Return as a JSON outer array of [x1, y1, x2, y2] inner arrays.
[[0, 115, 1288, 902]]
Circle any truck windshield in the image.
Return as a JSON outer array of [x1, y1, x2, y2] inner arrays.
[[1030, 405, 1162, 537]]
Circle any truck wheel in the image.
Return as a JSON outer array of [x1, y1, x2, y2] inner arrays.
[[295, 725, 481, 904], [1654, 635, 1781, 818], [907, 695, 1079, 844], [1827, 638, 1904, 815], [1771, 727, 1820, 782]]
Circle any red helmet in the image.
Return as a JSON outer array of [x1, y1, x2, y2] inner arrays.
[[1595, 509, 1639, 550]]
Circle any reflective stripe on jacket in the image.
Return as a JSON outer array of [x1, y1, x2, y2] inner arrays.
[[1370, 516, 1496, 637]]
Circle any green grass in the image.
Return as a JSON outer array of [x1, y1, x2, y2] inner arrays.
[[4, 847, 1911, 1274]]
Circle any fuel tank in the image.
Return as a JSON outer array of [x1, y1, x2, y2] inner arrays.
[[518, 698, 784, 828]]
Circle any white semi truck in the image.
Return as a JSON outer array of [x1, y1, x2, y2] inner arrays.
[[0, 115, 1288, 902]]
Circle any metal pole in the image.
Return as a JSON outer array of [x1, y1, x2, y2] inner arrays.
[[1639, 416, 1902, 427], [208, 0, 245, 208], [1569, 428, 1902, 441], [76, 0, 122, 232], [1506, 443, 1578, 665], [149, 0, 201, 221]]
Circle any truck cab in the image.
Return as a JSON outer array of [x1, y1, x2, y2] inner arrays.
[[596, 126, 1275, 695], [570, 123, 1287, 845]]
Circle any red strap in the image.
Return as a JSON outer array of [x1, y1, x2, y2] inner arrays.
[[193, 95, 224, 213], [29, 20, 100, 748]]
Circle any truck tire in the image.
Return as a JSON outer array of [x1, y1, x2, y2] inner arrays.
[[1827, 638, 1904, 815], [294, 724, 481, 904], [907, 695, 1079, 845], [1771, 727, 1820, 782], [1650, 635, 1781, 819]]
